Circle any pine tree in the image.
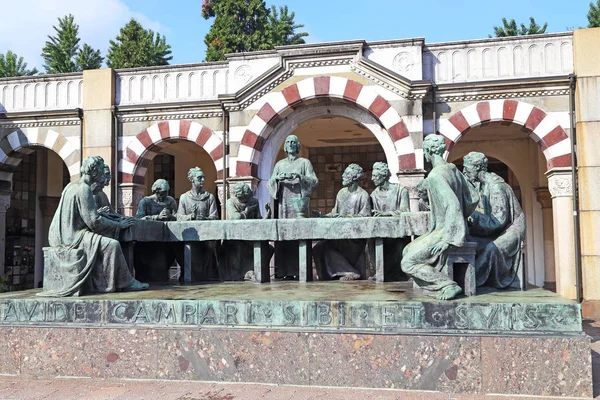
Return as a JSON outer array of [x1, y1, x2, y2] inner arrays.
[[519, 17, 548, 35], [589, 0, 600, 27], [202, 0, 272, 61], [106, 19, 172, 69], [0, 51, 38, 78], [490, 17, 547, 37], [41, 14, 103, 73], [76, 44, 103, 71], [268, 5, 308, 46]]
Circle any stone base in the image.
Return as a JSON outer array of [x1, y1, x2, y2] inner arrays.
[[0, 326, 591, 397], [0, 282, 591, 397]]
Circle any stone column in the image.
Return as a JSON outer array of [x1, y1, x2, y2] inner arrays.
[[535, 188, 556, 291], [396, 170, 426, 212], [82, 69, 115, 200], [0, 193, 11, 277], [574, 27, 600, 317], [546, 169, 576, 300], [118, 183, 145, 217]]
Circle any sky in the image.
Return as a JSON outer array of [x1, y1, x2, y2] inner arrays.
[[0, 0, 593, 71]]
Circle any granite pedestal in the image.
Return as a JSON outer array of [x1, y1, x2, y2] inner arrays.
[[0, 282, 591, 397]]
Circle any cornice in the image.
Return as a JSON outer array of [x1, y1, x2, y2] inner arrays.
[[435, 76, 570, 103], [352, 57, 431, 100], [0, 118, 81, 129], [118, 111, 223, 123]]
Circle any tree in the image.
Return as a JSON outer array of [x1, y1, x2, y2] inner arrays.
[[41, 14, 103, 73], [490, 17, 548, 37], [268, 5, 308, 46], [202, 0, 273, 61], [106, 19, 172, 69], [76, 44, 103, 71], [0, 51, 38, 78], [589, 0, 600, 27]]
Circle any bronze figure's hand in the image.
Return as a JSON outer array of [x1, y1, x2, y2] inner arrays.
[[430, 241, 450, 256]]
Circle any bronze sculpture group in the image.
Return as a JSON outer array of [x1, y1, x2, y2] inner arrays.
[[41, 134, 525, 301]]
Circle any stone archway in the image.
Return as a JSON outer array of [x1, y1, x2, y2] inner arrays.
[[252, 102, 400, 210], [118, 120, 223, 215], [119, 120, 224, 185], [235, 76, 419, 179], [438, 99, 571, 169], [0, 127, 81, 185], [441, 99, 575, 299]]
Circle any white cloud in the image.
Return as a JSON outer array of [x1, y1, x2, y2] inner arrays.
[[0, 0, 164, 70]]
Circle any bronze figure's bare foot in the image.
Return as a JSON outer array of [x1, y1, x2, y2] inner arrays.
[[340, 272, 361, 281], [435, 285, 462, 300]]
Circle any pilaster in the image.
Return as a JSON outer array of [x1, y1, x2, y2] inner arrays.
[[546, 169, 576, 300], [82, 69, 115, 201], [535, 187, 555, 292]]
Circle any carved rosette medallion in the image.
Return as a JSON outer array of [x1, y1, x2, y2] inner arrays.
[[234, 65, 252, 84], [393, 52, 413, 75]]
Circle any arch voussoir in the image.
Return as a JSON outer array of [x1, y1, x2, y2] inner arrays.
[[236, 76, 418, 177], [0, 127, 81, 179], [119, 119, 224, 185], [438, 100, 572, 169]]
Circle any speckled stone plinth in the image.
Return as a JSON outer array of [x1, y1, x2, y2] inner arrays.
[[0, 326, 592, 397], [0, 282, 592, 397]]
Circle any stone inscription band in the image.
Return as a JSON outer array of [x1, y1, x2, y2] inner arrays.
[[0, 298, 581, 335]]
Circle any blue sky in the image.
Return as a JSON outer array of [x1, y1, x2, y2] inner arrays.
[[0, 0, 593, 70]]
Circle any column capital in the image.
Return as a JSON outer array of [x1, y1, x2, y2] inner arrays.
[[397, 169, 426, 212], [545, 168, 573, 199], [535, 187, 553, 208]]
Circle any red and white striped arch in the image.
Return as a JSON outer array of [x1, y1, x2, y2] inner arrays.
[[438, 99, 571, 169], [119, 120, 224, 185], [235, 76, 418, 177], [0, 127, 81, 178]]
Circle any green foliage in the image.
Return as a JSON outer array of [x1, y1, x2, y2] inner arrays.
[[203, 0, 272, 61], [589, 0, 600, 27], [106, 19, 172, 69], [0, 50, 38, 78], [76, 44, 103, 71], [268, 5, 308, 46], [490, 17, 548, 37], [202, 1, 308, 61], [41, 14, 103, 73]]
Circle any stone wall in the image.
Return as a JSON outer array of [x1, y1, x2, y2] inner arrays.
[[308, 144, 386, 214]]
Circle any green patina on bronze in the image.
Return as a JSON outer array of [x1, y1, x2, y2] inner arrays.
[[0, 282, 582, 335], [313, 163, 371, 281], [463, 151, 526, 289], [401, 135, 479, 300], [40, 156, 148, 297]]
